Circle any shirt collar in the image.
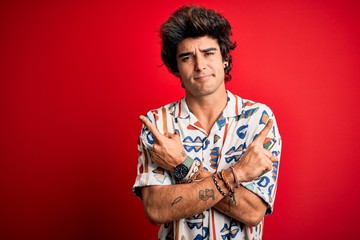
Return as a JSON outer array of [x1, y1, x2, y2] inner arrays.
[[222, 90, 244, 118], [172, 90, 244, 119]]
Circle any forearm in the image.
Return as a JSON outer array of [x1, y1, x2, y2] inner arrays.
[[213, 186, 267, 226], [141, 174, 225, 225], [197, 169, 267, 226]]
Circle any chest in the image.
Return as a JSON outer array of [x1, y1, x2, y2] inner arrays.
[[175, 117, 255, 173]]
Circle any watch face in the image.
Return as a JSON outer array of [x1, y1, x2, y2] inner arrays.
[[174, 164, 189, 180]]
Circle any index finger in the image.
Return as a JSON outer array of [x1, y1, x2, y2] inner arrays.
[[253, 119, 273, 145], [139, 115, 164, 142]]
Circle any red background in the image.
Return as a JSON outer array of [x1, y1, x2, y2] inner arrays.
[[1, 0, 360, 239]]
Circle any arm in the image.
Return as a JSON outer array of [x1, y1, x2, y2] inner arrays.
[[139, 116, 277, 226], [141, 167, 268, 226], [141, 174, 221, 225], [195, 170, 268, 226]]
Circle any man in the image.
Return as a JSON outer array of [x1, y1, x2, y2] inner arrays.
[[133, 5, 281, 240]]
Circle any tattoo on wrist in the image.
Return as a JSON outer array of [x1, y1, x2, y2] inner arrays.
[[199, 189, 215, 201], [171, 196, 182, 206], [181, 150, 187, 157]]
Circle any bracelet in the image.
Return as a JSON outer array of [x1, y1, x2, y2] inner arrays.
[[212, 173, 227, 197], [219, 170, 237, 206], [219, 170, 234, 193], [179, 160, 202, 183], [188, 162, 203, 182], [230, 166, 240, 188], [188, 161, 201, 179]]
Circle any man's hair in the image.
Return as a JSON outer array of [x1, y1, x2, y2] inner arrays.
[[160, 5, 237, 82]]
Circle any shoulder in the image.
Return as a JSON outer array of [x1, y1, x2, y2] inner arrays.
[[244, 100, 275, 126], [242, 99, 274, 115], [240, 98, 280, 137], [236, 98, 277, 133], [145, 101, 178, 120], [229, 90, 274, 118], [225, 91, 275, 121], [142, 100, 181, 135]]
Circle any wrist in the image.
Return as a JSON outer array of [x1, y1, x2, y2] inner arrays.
[[173, 156, 194, 182], [218, 169, 238, 205], [232, 166, 246, 183], [182, 160, 203, 183], [218, 170, 235, 193], [186, 160, 201, 179], [171, 155, 187, 171], [212, 173, 229, 197], [171, 150, 188, 171], [230, 166, 240, 188]]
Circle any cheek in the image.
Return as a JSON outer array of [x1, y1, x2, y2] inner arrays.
[[178, 65, 193, 78], [209, 57, 224, 69], [212, 62, 225, 74]]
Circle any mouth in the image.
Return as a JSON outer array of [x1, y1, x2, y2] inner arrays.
[[194, 74, 212, 81]]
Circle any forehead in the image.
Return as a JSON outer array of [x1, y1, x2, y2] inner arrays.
[[177, 36, 220, 53]]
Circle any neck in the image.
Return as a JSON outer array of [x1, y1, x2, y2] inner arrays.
[[185, 89, 228, 134]]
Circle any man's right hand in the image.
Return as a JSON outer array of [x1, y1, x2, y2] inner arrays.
[[233, 119, 278, 183], [139, 115, 186, 171]]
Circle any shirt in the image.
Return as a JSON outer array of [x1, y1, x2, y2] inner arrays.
[[133, 90, 282, 240]]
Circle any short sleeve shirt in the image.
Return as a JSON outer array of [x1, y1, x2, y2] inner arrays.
[[133, 91, 282, 240]]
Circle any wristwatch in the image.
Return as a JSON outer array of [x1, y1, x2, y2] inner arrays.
[[174, 156, 194, 181]]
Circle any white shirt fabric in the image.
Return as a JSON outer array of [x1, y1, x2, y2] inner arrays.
[[133, 90, 282, 240]]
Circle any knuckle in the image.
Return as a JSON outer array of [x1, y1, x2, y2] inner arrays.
[[152, 145, 158, 152], [253, 145, 262, 154], [260, 158, 267, 167]]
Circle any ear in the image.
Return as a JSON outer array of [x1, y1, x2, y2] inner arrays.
[[224, 61, 229, 68]]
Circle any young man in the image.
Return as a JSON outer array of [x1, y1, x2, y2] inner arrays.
[[133, 5, 281, 240]]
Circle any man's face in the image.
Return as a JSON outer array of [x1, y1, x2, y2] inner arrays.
[[176, 36, 228, 98]]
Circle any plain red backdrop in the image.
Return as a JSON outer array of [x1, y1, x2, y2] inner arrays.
[[1, 0, 360, 239]]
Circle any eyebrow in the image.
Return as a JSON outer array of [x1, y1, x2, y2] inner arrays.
[[177, 47, 218, 58]]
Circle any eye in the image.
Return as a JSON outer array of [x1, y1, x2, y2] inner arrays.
[[182, 56, 193, 62], [205, 51, 215, 56]]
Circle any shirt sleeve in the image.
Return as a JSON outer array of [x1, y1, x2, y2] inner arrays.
[[132, 111, 174, 198], [240, 104, 282, 215]]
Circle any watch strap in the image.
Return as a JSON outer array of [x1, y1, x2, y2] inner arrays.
[[182, 156, 194, 169]]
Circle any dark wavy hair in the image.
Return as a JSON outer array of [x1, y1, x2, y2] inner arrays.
[[160, 5, 237, 82]]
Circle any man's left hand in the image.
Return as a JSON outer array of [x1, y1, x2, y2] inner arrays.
[[140, 115, 186, 171]]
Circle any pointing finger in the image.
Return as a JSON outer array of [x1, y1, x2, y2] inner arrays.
[[139, 115, 164, 143], [253, 119, 273, 145]]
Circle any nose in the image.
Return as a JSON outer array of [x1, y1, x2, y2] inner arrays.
[[194, 55, 206, 72]]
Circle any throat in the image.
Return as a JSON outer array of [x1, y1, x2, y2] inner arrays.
[[196, 115, 219, 135], [190, 102, 227, 135], [185, 89, 228, 135]]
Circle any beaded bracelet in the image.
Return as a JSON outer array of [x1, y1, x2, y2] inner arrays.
[[212, 173, 227, 197]]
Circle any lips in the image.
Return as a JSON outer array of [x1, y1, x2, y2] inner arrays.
[[194, 74, 212, 80]]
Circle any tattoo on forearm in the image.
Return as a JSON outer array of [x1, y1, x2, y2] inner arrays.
[[171, 196, 182, 206], [181, 150, 187, 157], [199, 189, 215, 201]]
